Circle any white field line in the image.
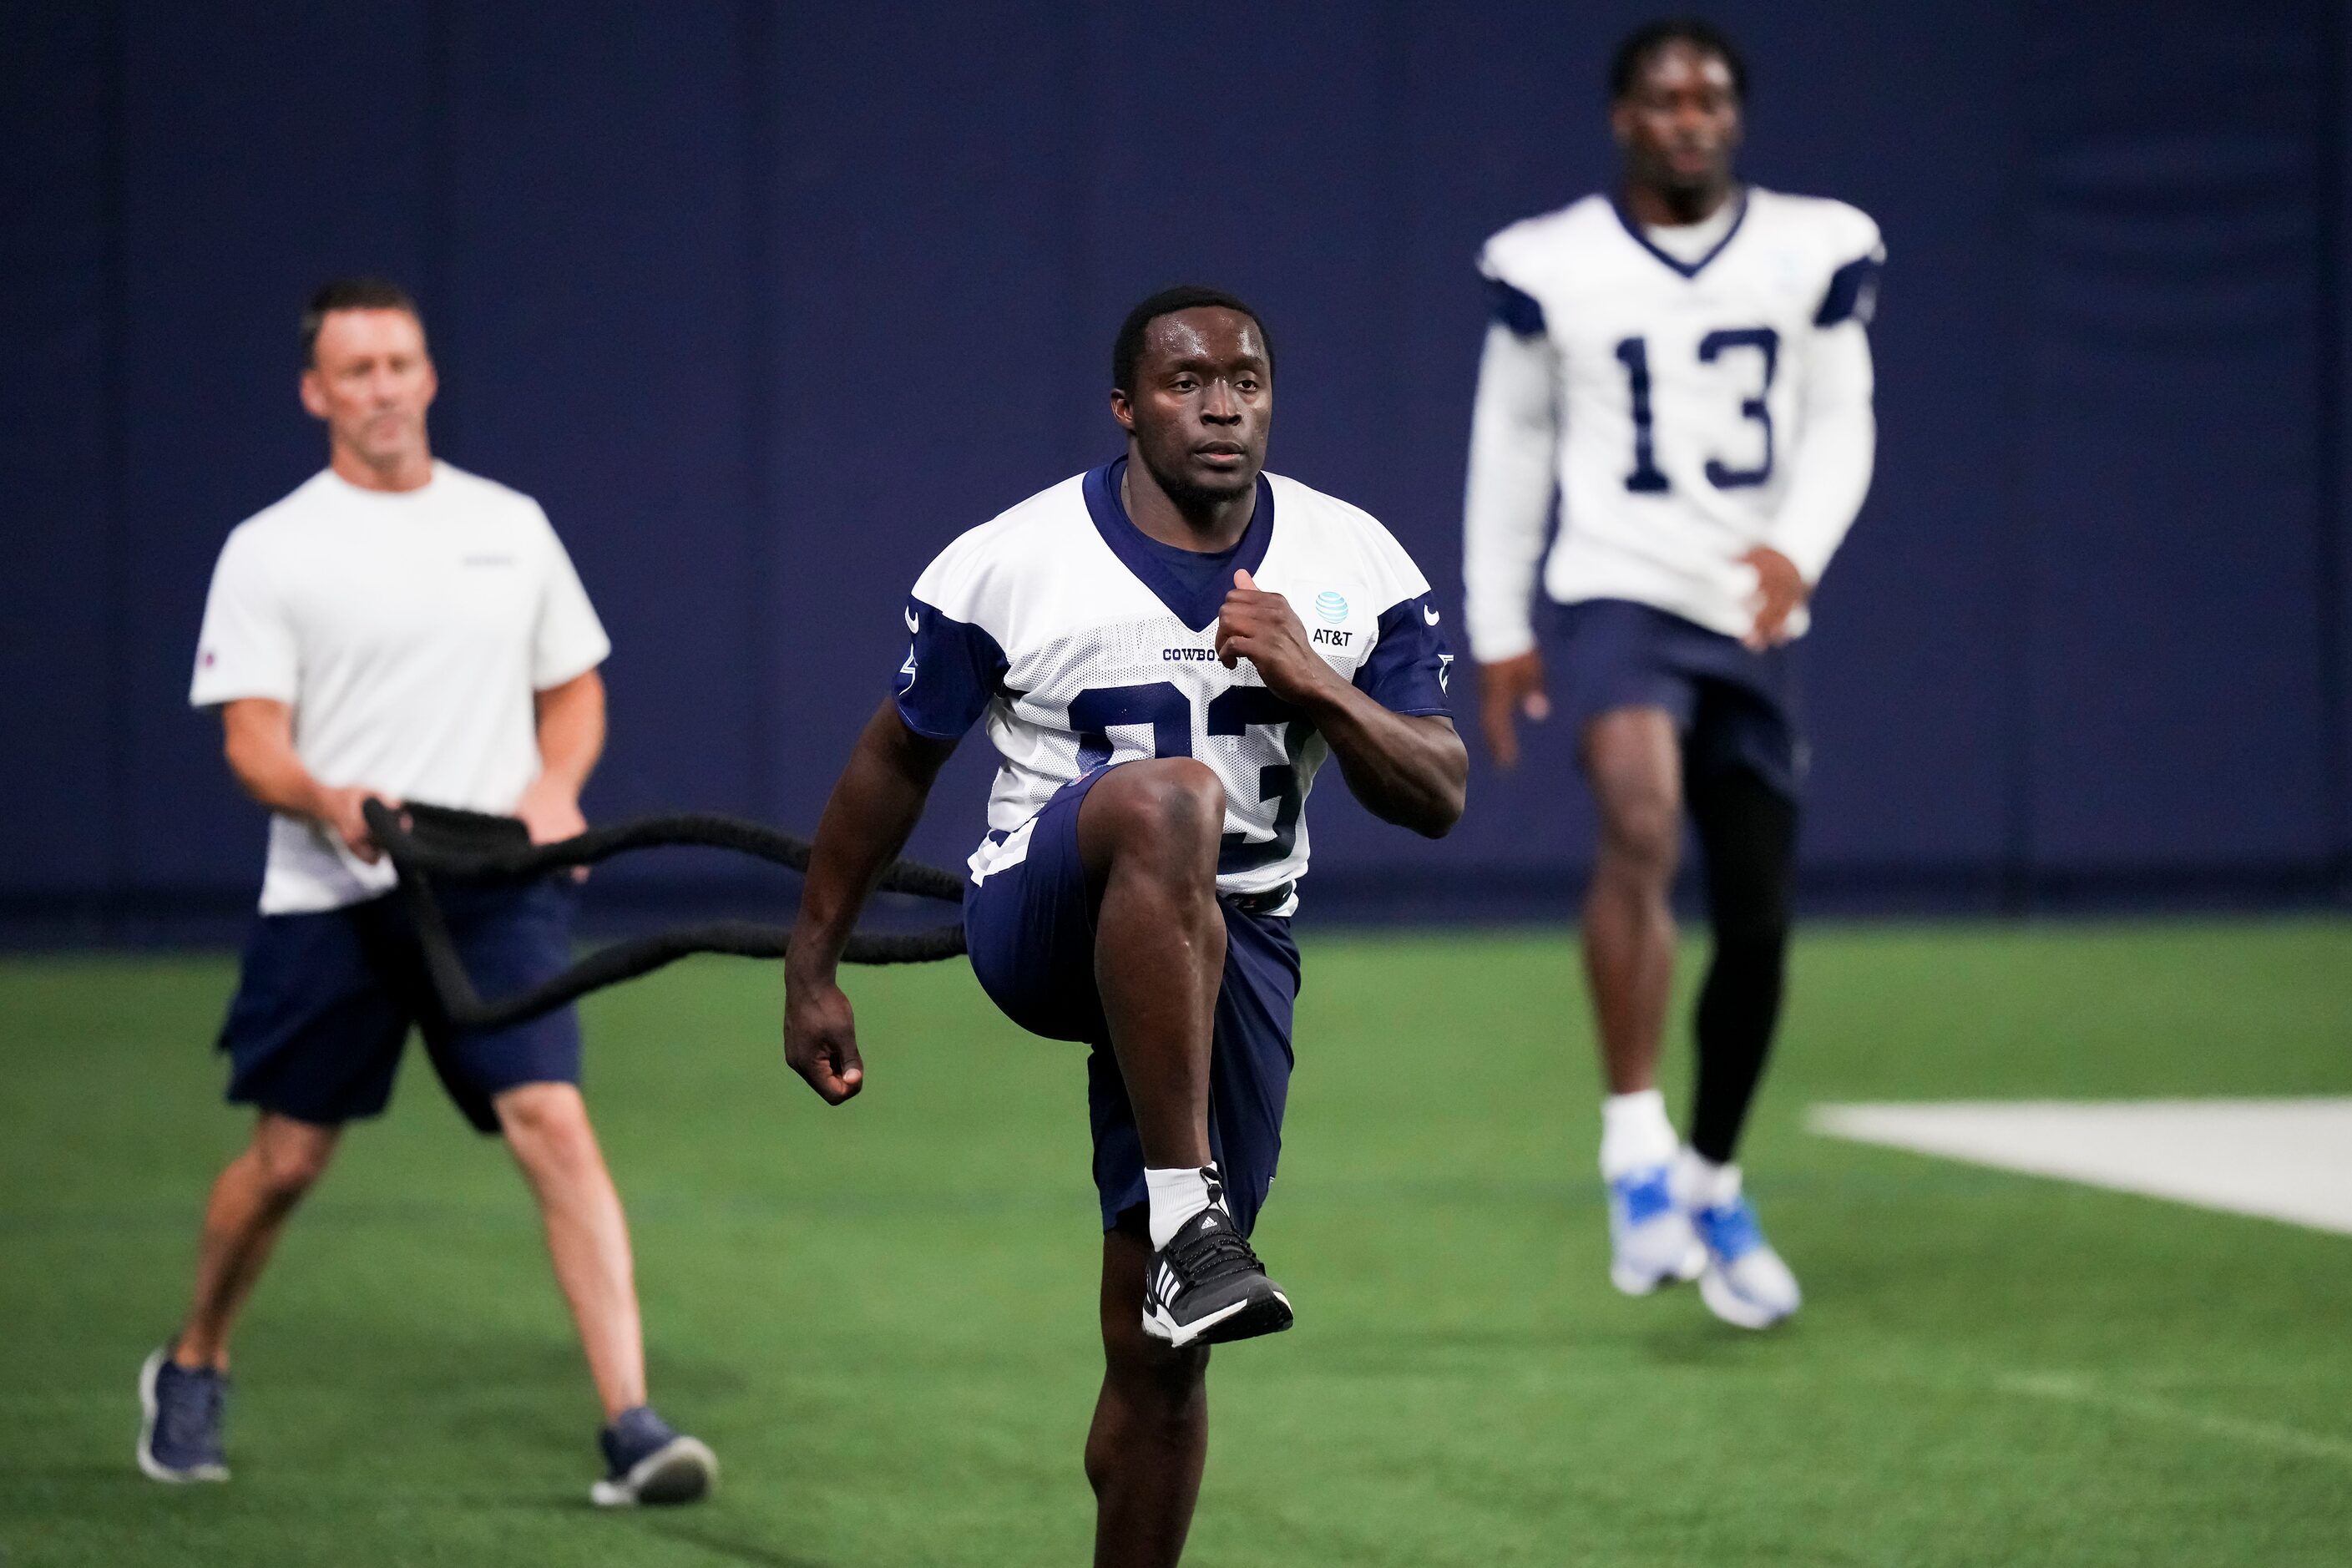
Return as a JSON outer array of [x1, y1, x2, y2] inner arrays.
[[1808, 1098, 2352, 1236], [1998, 1372, 2352, 1467]]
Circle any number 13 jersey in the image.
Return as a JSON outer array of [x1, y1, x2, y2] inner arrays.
[[1467, 187, 1883, 655], [896, 460, 1454, 912]]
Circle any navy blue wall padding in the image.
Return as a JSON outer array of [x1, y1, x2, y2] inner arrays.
[[2023, 1, 2334, 871], [2328, 1, 2352, 872], [0, 4, 113, 893], [3, 0, 2349, 928]]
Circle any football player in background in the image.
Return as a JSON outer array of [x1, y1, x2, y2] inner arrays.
[[1462, 18, 1882, 1328], [785, 286, 1465, 1566]]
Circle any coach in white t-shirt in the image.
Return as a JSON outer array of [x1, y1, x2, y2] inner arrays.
[[139, 278, 714, 1508]]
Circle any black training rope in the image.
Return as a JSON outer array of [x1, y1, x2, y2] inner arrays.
[[364, 800, 967, 1031]]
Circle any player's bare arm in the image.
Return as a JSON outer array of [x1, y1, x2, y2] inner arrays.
[[219, 696, 397, 862], [1459, 249, 1560, 773], [1214, 569, 1466, 837], [782, 700, 959, 1103], [517, 668, 606, 847]]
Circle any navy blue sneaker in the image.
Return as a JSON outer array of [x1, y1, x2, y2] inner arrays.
[[590, 1404, 716, 1507], [137, 1347, 229, 1483]]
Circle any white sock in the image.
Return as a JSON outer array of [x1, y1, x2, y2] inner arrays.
[[1599, 1089, 1680, 1180], [1144, 1164, 1218, 1249], [1672, 1150, 1741, 1211]]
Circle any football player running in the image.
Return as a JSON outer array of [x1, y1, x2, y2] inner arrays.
[[785, 286, 1465, 1566], [1463, 19, 1883, 1328]]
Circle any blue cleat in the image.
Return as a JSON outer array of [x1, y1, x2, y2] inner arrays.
[[137, 1347, 230, 1483], [590, 1404, 716, 1507], [1692, 1192, 1803, 1329], [1606, 1165, 1706, 1296]]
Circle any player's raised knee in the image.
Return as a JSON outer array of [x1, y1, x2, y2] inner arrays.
[[1089, 758, 1227, 863], [1138, 757, 1227, 837]]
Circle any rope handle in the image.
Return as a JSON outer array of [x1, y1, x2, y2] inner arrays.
[[362, 800, 967, 1031]]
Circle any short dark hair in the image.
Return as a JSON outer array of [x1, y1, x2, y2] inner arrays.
[[1111, 286, 1272, 395], [1608, 17, 1748, 103], [301, 276, 424, 362]]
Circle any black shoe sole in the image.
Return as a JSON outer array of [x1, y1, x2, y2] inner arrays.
[[1193, 1289, 1294, 1346], [590, 1436, 718, 1508], [634, 1448, 714, 1505]]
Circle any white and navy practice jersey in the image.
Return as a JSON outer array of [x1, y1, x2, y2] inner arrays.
[[896, 461, 1454, 912], [1464, 186, 1883, 658]]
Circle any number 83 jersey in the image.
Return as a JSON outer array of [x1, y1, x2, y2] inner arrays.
[[895, 460, 1454, 911], [1475, 187, 1883, 644]]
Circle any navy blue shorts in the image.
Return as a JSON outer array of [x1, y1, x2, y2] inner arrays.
[[1556, 598, 1804, 800], [963, 766, 1302, 1238], [216, 878, 582, 1134]]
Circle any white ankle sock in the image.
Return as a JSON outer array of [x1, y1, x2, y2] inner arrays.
[[1672, 1150, 1741, 1211], [1599, 1089, 1679, 1180], [1144, 1164, 1218, 1249]]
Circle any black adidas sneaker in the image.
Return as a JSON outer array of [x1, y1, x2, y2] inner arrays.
[[1141, 1199, 1293, 1348]]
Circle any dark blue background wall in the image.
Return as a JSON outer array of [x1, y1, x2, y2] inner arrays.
[[5, 0, 2348, 932]]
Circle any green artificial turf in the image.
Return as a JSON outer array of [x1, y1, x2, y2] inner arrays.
[[3, 919, 2349, 1565]]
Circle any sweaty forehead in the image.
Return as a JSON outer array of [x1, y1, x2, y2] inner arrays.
[[1143, 308, 1266, 369]]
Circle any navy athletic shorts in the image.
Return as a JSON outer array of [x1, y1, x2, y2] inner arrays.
[[1555, 597, 1804, 800], [962, 765, 1302, 1238], [216, 878, 582, 1134]]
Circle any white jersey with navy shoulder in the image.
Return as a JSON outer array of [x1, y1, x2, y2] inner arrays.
[[896, 461, 1454, 912], [1464, 186, 1883, 658]]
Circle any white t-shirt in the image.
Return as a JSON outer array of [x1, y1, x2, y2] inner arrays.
[[190, 462, 611, 913], [897, 461, 1454, 913], [1463, 186, 1883, 658]]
